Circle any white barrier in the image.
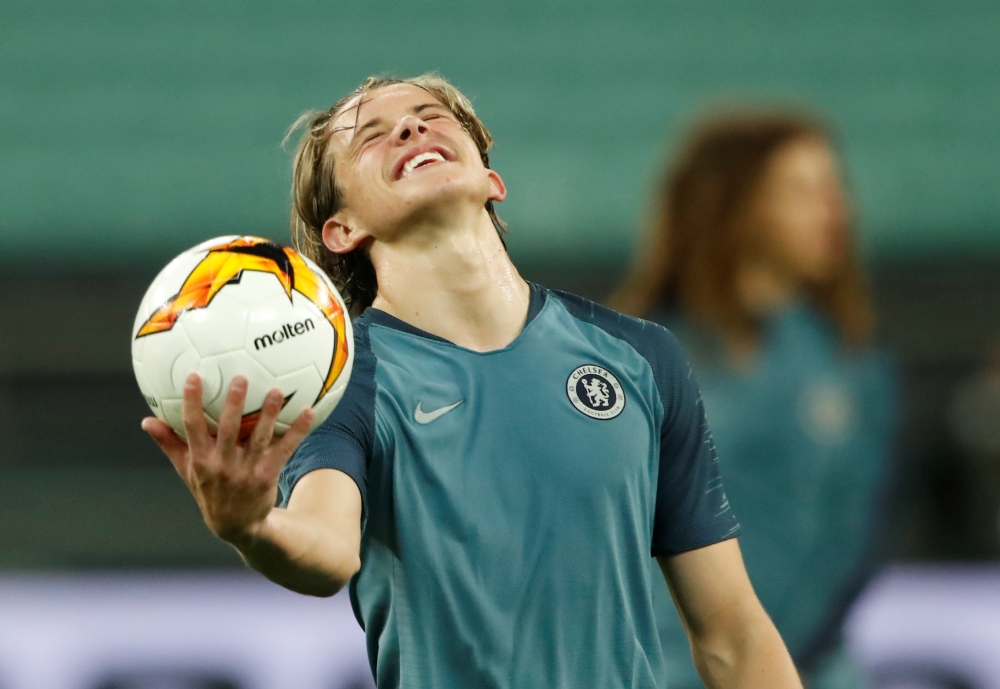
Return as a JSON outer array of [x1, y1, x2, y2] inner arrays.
[[0, 572, 372, 689], [846, 565, 1000, 689], [3, 566, 999, 689]]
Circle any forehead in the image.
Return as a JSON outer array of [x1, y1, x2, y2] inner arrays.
[[329, 84, 446, 140], [770, 136, 835, 177]]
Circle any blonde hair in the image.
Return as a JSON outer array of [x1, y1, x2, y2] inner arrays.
[[287, 73, 505, 313]]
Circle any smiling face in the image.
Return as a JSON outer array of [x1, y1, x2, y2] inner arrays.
[[321, 84, 506, 252]]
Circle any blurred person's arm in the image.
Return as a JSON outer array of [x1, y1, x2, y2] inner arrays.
[[659, 539, 802, 689], [143, 373, 361, 597]]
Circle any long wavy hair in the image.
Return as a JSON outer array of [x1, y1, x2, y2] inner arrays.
[[609, 112, 874, 356]]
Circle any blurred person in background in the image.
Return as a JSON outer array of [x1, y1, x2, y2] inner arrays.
[[610, 112, 897, 688]]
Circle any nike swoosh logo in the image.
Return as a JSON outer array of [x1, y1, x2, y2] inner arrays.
[[414, 400, 463, 424]]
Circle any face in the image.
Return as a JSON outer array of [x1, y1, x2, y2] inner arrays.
[[321, 84, 505, 253], [751, 136, 848, 283]]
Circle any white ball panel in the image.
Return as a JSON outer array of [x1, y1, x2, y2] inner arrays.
[[160, 398, 186, 441], [272, 366, 324, 426], [274, 421, 291, 435], [179, 294, 250, 358], [168, 342, 203, 400], [244, 292, 336, 378], [196, 358, 224, 407], [204, 350, 276, 423], [137, 326, 198, 400]]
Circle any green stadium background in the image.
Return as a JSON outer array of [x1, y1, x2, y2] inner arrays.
[[2, 0, 998, 568]]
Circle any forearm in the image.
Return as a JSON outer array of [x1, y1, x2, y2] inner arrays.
[[228, 507, 361, 597], [144, 380, 362, 596], [689, 604, 801, 689], [659, 543, 802, 689]]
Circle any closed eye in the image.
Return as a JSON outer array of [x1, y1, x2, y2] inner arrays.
[[423, 112, 457, 125]]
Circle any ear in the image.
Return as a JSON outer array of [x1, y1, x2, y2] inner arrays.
[[322, 213, 371, 254], [486, 169, 507, 203]]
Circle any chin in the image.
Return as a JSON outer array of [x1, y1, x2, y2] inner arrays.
[[801, 258, 839, 284], [395, 177, 488, 223]]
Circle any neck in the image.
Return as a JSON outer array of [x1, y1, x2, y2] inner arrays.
[[368, 209, 530, 352], [735, 261, 799, 317]]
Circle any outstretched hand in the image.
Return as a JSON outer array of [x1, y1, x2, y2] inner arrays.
[[142, 372, 314, 545]]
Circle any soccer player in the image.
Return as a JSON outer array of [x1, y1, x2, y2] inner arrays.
[[143, 74, 801, 689]]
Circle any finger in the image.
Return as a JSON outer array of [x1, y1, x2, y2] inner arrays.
[[181, 373, 211, 452], [142, 416, 190, 476], [245, 387, 284, 461], [263, 407, 315, 479], [216, 375, 249, 452]]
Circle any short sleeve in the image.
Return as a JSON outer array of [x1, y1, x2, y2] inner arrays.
[[546, 288, 739, 557], [651, 332, 740, 556], [277, 320, 377, 519]]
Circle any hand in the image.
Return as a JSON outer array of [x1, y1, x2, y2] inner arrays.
[[141, 373, 315, 545]]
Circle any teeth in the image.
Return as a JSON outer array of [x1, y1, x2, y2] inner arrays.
[[402, 151, 445, 178]]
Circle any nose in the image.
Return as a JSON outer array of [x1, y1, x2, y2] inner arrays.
[[391, 115, 428, 145]]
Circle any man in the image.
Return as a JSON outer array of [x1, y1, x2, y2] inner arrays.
[[143, 74, 802, 689]]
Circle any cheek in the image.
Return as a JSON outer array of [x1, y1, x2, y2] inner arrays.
[[339, 165, 392, 219], [768, 194, 832, 269]]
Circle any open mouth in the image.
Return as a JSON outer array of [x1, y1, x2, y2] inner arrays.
[[394, 146, 453, 180]]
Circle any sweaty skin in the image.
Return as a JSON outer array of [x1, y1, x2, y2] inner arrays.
[[319, 84, 531, 353]]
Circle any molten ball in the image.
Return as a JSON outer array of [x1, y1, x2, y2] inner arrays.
[[132, 236, 353, 440]]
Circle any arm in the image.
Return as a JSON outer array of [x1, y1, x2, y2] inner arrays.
[[232, 468, 361, 596], [658, 539, 801, 689], [142, 373, 362, 597]]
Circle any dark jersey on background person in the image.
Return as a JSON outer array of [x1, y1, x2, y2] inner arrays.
[[650, 306, 896, 689], [279, 283, 740, 689]]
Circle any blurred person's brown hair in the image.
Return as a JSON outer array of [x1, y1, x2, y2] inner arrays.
[[609, 112, 874, 358], [286, 73, 505, 313]]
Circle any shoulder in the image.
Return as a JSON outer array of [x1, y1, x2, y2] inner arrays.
[[340, 309, 382, 379], [350, 308, 377, 343], [277, 311, 379, 511], [545, 287, 687, 372]]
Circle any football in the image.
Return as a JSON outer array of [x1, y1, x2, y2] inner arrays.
[[131, 235, 353, 440]]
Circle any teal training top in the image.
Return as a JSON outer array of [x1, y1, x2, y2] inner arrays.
[[279, 284, 739, 689]]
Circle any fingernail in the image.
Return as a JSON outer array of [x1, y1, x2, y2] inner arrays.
[[231, 376, 248, 392], [185, 372, 200, 387]]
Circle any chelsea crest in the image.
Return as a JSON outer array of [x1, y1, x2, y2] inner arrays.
[[567, 365, 626, 420]]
